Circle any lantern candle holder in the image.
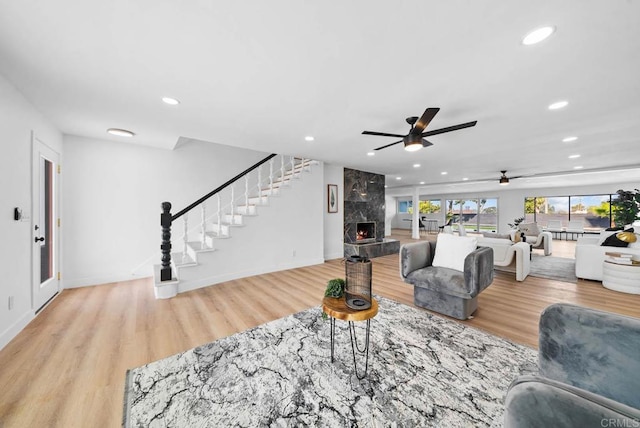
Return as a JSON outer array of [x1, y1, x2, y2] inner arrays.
[[345, 255, 372, 310]]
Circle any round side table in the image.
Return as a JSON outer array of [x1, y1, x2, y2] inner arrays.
[[602, 260, 640, 294], [322, 296, 378, 379]]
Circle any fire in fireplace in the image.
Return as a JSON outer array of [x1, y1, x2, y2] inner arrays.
[[356, 222, 376, 242]]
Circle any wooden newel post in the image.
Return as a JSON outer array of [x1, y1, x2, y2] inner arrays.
[[160, 201, 173, 281]]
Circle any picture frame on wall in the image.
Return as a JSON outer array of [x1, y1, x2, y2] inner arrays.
[[328, 184, 338, 213]]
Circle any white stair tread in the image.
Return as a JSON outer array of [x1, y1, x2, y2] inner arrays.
[[187, 241, 216, 252], [205, 231, 230, 239], [172, 253, 198, 267]]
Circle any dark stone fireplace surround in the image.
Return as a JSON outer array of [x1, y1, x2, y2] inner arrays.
[[343, 168, 400, 258]]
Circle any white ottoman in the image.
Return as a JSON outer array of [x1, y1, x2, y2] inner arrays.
[[602, 261, 640, 294]]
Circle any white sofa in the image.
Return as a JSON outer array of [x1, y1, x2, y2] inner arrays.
[[478, 237, 531, 281], [575, 232, 640, 281]]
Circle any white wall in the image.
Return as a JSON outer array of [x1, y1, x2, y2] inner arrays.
[[63, 136, 297, 287], [0, 73, 63, 349], [323, 164, 343, 260], [387, 182, 640, 234]]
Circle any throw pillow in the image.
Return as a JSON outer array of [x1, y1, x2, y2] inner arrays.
[[629, 235, 640, 249], [601, 233, 629, 248], [432, 233, 478, 272], [597, 230, 618, 245], [518, 222, 541, 236], [509, 229, 521, 243]]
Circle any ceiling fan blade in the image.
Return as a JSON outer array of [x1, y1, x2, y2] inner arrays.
[[413, 108, 440, 134], [362, 130, 406, 138], [421, 120, 477, 137], [421, 139, 433, 148], [374, 140, 403, 151]]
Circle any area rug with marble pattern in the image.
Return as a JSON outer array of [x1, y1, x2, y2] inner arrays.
[[123, 297, 537, 427]]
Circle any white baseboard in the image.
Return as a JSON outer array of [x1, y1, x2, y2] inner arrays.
[[324, 251, 344, 261], [64, 271, 151, 288], [177, 257, 326, 294], [0, 309, 34, 351]]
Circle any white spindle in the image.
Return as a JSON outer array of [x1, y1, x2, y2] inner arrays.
[[230, 184, 235, 223], [217, 194, 222, 235], [269, 159, 274, 193], [257, 165, 262, 195], [280, 156, 285, 182], [244, 175, 249, 208], [200, 203, 207, 250], [290, 156, 295, 175], [182, 213, 189, 263]]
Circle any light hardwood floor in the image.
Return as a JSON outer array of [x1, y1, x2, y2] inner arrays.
[[1, 231, 638, 427]]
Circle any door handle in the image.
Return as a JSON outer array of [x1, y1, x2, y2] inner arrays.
[[34, 236, 45, 243]]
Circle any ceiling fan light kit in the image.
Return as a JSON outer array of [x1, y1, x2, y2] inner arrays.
[[404, 134, 423, 151], [499, 170, 510, 185]]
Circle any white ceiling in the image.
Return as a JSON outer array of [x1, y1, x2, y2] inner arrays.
[[1, 1, 639, 192]]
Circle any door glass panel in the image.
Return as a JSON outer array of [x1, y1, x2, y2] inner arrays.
[[40, 156, 53, 284]]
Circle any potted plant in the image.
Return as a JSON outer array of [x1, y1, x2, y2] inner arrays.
[[508, 216, 525, 230], [506, 216, 526, 242], [324, 278, 345, 298], [612, 189, 640, 227]]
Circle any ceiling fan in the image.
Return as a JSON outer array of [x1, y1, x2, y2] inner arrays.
[[498, 170, 524, 185], [362, 107, 477, 152]]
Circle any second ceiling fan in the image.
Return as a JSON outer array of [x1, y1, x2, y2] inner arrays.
[[362, 107, 477, 152]]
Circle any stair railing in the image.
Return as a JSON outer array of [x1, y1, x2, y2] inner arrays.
[[160, 153, 277, 281]]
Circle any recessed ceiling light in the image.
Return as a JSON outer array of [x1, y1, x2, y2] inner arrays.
[[413, 164, 421, 168], [568, 154, 581, 159], [419, 181, 425, 185], [522, 26, 555, 45], [441, 172, 448, 175], [162, 97, 180, 105], [304, 136, 314, 142], [562, 136, 578, 142], [574, 166, 583, 169], [384, 185, 388, 188], [396, 177, 402, 180], [107, 128, 135, 137], [367, 152, 375, 156], [548, 100, 568, 110], [462, 177, 469, 181]]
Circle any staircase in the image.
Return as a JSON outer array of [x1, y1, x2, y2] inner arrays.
[[154, 155, 316, 299]]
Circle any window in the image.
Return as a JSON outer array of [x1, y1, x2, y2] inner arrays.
[[419, 199, 441, 215], [524, 194, 614, 232], [573, 195, 612, 231], [398, 200, 412, 213], [445, 198, 498, 232], [398, 199, 441, 215]]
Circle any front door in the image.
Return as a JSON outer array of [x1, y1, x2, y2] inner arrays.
[[32, 135, 60, 311]]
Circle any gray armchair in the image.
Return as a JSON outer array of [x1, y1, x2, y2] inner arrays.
[[399, 240, 494, 320], [504, 304, 640, 427]]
